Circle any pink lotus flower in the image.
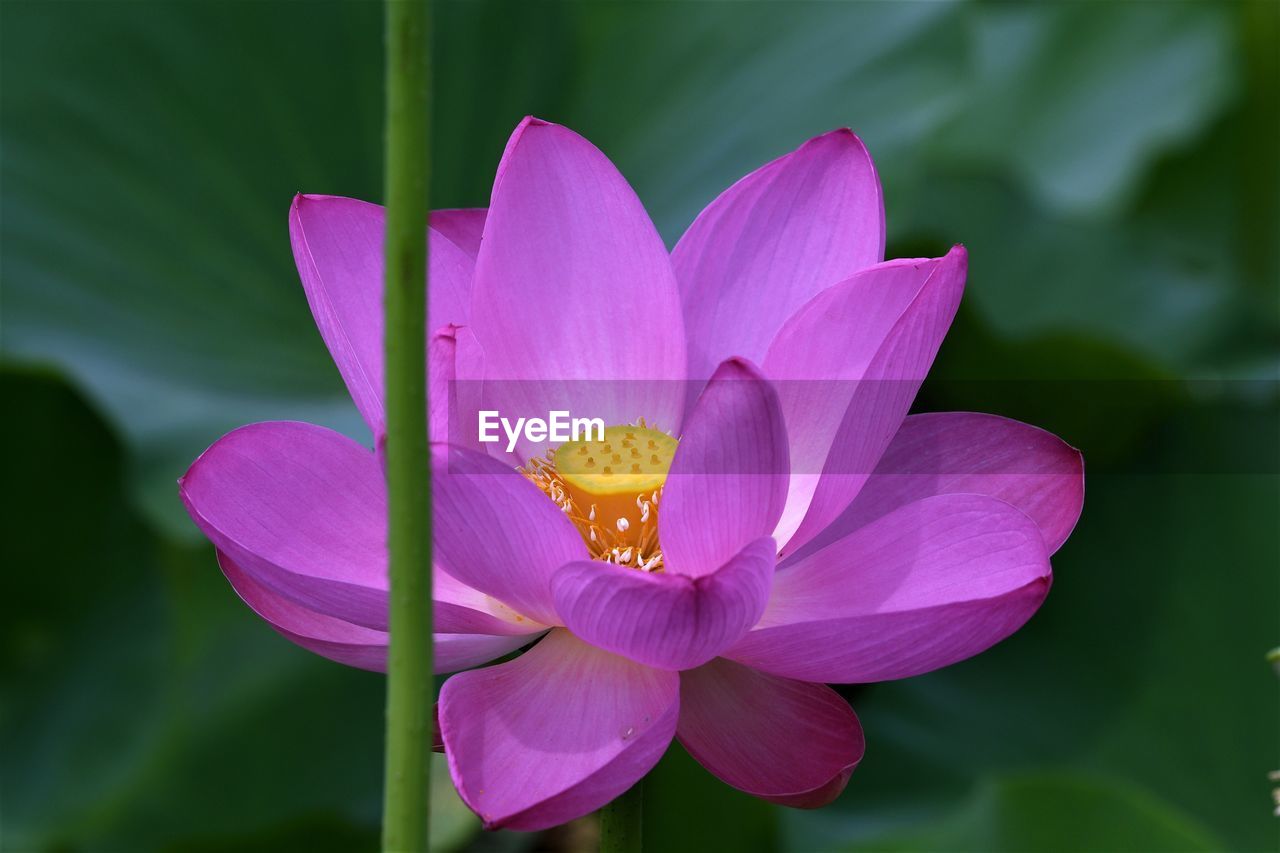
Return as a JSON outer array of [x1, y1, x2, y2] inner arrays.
[[179, 118, 1083, 831]]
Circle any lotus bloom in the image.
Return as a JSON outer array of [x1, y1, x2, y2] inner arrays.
[[180, 117, 1083, 831]]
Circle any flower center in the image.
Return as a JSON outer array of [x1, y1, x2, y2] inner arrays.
[[522, 422, 677, 572]]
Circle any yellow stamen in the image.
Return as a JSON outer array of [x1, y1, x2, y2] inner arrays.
[[521, 423, 677, 572]]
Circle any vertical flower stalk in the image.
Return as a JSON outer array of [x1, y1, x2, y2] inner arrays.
[[381, 0, 432, 851], [599, 782, 644, 853]]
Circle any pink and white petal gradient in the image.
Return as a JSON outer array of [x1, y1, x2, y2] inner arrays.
[[659, 358, 789, 577], [183, 421, 541, 672], [431, 443, 586, 627], [674, 129, 884, 381], [728, 494, 1052, 683], [289, 194, 483, 438], [765, 247, 968, 554], [439, 630, 679, 831], [797, 412, 1085, 560], [220, 553, 535, 674], [181, 421, 390, 630], [469, 118, 687, 461]]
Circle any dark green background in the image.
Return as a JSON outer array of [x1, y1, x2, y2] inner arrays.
[[2, 1, 1276, 851]]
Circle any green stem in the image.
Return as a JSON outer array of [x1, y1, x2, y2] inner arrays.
[[381, 0, 432, 851], [599, 782, 644, 853]]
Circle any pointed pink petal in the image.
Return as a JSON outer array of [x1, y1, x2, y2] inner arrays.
[[659, 359, 788, 577], [440, 629, 679, 831], [765, 247, 967, 554], [289, 195, 479, 437], [432, 443, 587, 626], [431, 207, 487, 259], [678, 659, 863, 807], [551, 537, 775, 671], [726, 494, 1051, 683], [799, 413, 1085, 560], [469, 118, 686, 460], [220, 552, 533, 673], [182, 422, 523, 636], [673, 129, 884, 381], [180, 421, 390, 629]]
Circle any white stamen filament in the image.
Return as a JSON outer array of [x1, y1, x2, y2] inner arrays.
[[519, 421, 674, 573]]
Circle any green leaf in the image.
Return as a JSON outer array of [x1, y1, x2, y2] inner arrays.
[[820, 773, 1220, 853], [0, 368, 477, 852], [807, 358, 1280, 852], [0, 0, 384, 538], [643, 744, 780, 853], [931, 2, 1234, 215]]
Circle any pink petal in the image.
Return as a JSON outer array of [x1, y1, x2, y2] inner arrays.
[[550, 537, 775, 671], [469, 118, 686, 461], [432, 443, 587, 626], [431, 207, 487, 259], [677, 659, 864, 807], [429, 326, 458, 447], [659, 358, 789, 577], [220, 552, 533, 674], [433, 567, 550, 636], [726, 494, 1051, 683], [289, 195, 480, 437], [182, 421, 529, 637], [427, 633, 537, 675], [219, 551, 385, 670], [764, 247, 967, 554], [428, 324, 487, 453], [798, 412, 1085, 560], [180, 421, 389, 629], [673, 129, 884, 381], [439, 629, 679, 831]]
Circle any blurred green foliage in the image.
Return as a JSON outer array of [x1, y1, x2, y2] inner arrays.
[[2, 1, 1276, 851]]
